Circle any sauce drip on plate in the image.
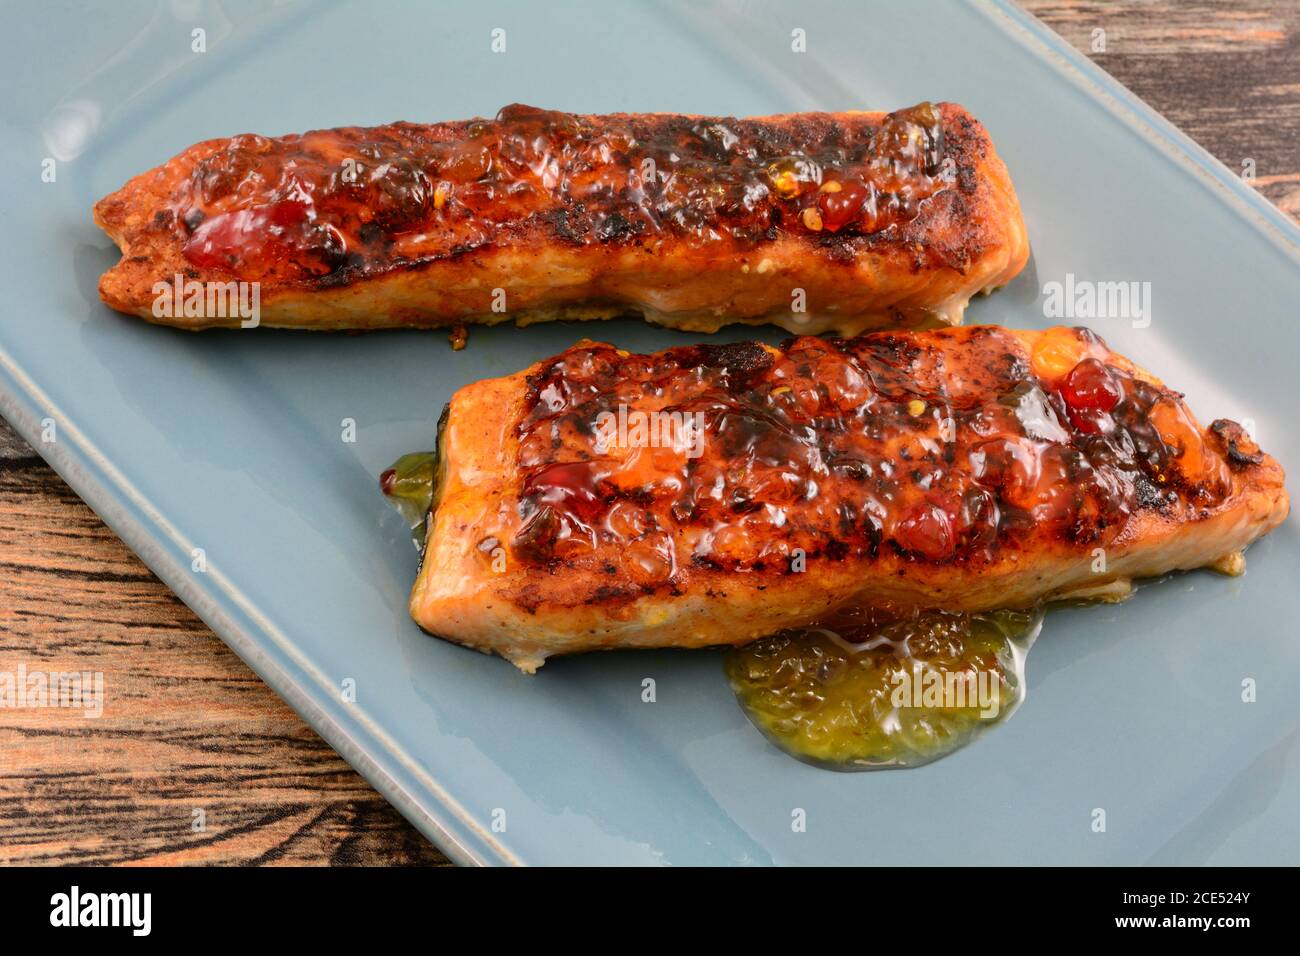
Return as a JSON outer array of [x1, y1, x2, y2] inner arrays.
[[380, 451, 436, 541], [381, 449, 1045, 770], [725, 605, 1043, 769]]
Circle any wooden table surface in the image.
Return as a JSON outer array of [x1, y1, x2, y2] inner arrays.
[[2, 1, 1297, 866]]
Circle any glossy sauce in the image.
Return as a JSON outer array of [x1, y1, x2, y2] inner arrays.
[[172, 103, 954, 280], [379, 449, 1044, 769], [382, 325, 1248, 770], [726, 606, 1042, 769], [380, 451, 436, 539], [511, 327, 1231, 576]]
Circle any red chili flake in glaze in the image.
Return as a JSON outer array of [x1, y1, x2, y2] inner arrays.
[[168, 104, 954, 282], [504, 330, 1223, 576], [523, 460, 607, 524], [1062, 359, 1121, 411], [181, 198, 311, 270], [895, 501, 956, 560], [969, 437, 1040, 497], [1061, 358, 1122, 434], [816, 180, 875, 233], [955, 487, 1000, 550]]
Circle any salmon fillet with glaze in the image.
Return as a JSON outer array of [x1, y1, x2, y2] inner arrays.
[[406, 326, 1287, 672], [94, 102, 1028, 334]]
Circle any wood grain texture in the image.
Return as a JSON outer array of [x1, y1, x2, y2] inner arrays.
[[1024, 0, 1300, 221], [0, 436, 445, 866], [2, 0, 1297, 866]]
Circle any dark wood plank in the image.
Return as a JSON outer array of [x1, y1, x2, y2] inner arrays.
[[1023, 0, 1300, 222], [2, 1, 1296, 865], [0, 444, 446, 865]]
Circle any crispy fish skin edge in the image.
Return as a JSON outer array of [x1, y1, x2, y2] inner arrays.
[[408, 329, 1289, 673], [92, 104, 1029, 335]]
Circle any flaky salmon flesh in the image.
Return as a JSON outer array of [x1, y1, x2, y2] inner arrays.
[[406, 326, 1287, 672], [94, 102, 1027, 335]]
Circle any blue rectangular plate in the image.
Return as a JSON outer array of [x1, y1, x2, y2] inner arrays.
[[2, 0, 1298, 865]]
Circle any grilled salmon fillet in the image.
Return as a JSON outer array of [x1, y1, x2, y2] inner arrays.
[[405, 325, 1287, 672], [94, 102, 1028, 334]]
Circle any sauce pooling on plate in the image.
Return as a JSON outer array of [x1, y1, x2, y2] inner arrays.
[[382, 449, 1044, 769], [380, 324, 1277, 762], [725, 605, 1043, 769]]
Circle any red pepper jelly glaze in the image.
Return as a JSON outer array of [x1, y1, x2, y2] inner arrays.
[[510, 326, 1239, 583], [173, 103, 959, 282]]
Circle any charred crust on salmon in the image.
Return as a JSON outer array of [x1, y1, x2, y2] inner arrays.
[[409, 326, 1287, 646], [94, 102, 1029, 334], [402, 327, 1287, 672], [1209, 419, 1265, 469]]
